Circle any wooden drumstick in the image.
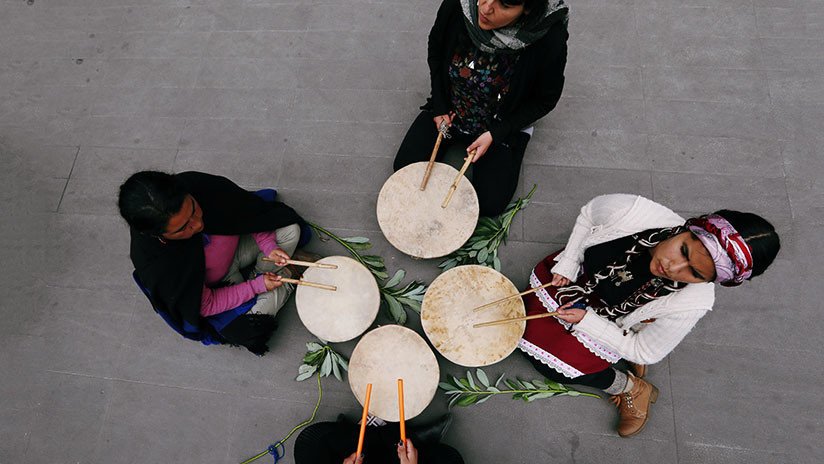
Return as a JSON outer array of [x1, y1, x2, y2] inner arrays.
[[279, 277, 337, 291], [473, 311, 559, 328], [356, 383, 373, 458], [441, 150, 475, 208], [397, 379, 406, 443], [472, 282, 556, 312], [420, 131, 444, 191], [262, 257, 338, 269]]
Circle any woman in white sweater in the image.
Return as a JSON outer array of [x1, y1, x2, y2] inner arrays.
[[518, 194, 780, 437]]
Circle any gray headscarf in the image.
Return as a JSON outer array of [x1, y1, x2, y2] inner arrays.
[[460, 0, 569, 54]]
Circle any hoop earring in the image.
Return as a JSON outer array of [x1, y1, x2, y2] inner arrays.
[[156, 236, 167, 245]]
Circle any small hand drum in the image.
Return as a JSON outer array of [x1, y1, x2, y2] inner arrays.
[[377, 162, 479, 259], [295, 256, 379, 343], [421, 265, 526, 367], [348, 325, 439, 421]]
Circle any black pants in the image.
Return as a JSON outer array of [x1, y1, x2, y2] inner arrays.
[[394, 111, 530, 217], [523, 351, 617, 391], [294, 422, 464, 464]]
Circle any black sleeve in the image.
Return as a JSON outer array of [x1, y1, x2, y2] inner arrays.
[[489, 22, 568, 141], [427, 0, 460, 116]]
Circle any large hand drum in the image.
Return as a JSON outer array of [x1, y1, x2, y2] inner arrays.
[[377, 162, 479, 259], [349, 325, 439, 422], [295, 256, 379, 343], [421, 265, 525, 367]]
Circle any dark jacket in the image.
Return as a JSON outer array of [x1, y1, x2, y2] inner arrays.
[[425, 0, 568, 141], [129, 171, 302, 355]]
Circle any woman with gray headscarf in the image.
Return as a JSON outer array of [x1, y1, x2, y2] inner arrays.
[[394, 0, 569, 216]]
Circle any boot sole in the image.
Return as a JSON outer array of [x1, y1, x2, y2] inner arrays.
[[618, 386, 659, 438]]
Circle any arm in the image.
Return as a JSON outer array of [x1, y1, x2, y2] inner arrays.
[[252, 230, 279, 256], [573, 287, 712, 364], [489, 23, 568, 141], [427, 0, 459, 115], [199, 276, 267, 317], [551, 194, 643, 279]]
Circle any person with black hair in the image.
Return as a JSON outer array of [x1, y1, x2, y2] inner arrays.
[[294, 414, 463, 464], [393, 0, 569, 216], [517, 194, 780, 437], [118, 170, 310, 355]]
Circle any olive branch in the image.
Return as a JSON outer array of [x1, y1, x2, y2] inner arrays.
[[439, 368, 600, 407], [296, 342, 349, 382], [439, 185, 537, 272]]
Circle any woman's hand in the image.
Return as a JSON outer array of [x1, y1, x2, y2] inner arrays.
[[433, 113, 454, 132], [467, 131, 493, 162], [550, 273, 571, 287], [397, 439, 418, 464], [342, 452, 363, 464], [267, 248, 290, 266], [263, 272, 284, 291], [555, 301, 586, 324]]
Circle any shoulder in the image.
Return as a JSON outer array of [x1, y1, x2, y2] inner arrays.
[[659, 282, 716, 311]]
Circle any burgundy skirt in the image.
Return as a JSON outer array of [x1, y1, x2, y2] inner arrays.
[[518, 250, 622, 378]]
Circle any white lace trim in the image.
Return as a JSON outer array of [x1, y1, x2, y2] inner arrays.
[[517, 338, 583, 379], [527, 269, 623, 364]]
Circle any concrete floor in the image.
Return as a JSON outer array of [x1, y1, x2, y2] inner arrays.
[[1, 0, 822, 463]]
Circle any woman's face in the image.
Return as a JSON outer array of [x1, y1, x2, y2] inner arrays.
[[478, 0, 526, 31], [161, 195, 204, 240], [649, 232, 715, 284]]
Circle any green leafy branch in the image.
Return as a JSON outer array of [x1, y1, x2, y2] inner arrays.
[[307, 222, 428, 325], [439, 368, 600, 408], [439, 185, 536, 272], [296, 342, 349, 382], [380, 269, 427, 324]]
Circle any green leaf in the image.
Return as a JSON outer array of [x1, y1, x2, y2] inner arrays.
[[476, 395, 493, 405], [521, 380, 535, 390], [336, 354, 349, 371], [382, 294, 406, 325], [493, 256, 502, 271], [320, 353, 333, 377], [439, 382, 455, 391], [495, 373, 505, 387], [476, 369, 490, 388], [306, 342, 323, 352], [331, 357, 342, 381], [525, 391, 556, 402], [487, 386, 500, 393], [384, 269, 405, 288], [457, 395, 478, 407], [343, 236, 370, 243], [477, 248, 489, 263], [298, 364, 315, 374], [471, 239, 489, 250], [448, 394, 461, 409], [466, 371, 476, 390], [296, 370, 316, 382]]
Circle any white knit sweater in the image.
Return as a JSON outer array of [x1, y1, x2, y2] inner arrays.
[[551, 194, 715, 365]]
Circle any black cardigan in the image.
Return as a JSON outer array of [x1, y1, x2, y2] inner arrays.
[[425, 0, 568, 141], [129, 171, 302, 354]]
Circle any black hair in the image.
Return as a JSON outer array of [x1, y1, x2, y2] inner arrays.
[[714, 210, 780, 279], [117, 171, 189, 236], [502, 0, 548, 16]]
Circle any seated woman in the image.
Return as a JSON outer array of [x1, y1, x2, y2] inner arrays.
[[118, 170, 309, 355], [518, 194, 780, 437], [394, 0, 569, 216], [295, 414, 463, 464]]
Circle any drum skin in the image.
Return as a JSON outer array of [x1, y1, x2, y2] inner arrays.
[[377, 162, 479, 259], [349, 325, 440, 422], [421, 265, 525, 367], [296, 256, 380, 343]]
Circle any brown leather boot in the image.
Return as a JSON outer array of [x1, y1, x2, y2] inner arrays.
[[628, 361, 647, 379], [610, 373, 659, 437]]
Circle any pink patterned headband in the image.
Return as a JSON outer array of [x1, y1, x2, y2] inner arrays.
[[686, 214, 754, 286]]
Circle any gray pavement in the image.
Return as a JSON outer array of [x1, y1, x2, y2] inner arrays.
[[1, 0, 822, 463]]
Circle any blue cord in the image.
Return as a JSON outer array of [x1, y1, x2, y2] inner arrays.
[[267, 442, 285, 463]]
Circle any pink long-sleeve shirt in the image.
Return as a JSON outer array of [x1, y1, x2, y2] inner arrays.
[[199, 231, 279, 317]]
